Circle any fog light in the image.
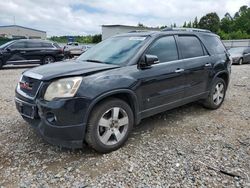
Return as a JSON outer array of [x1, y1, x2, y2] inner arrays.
[[46, 112, 56, 124]]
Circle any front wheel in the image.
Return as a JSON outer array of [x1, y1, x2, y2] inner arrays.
[[0, 59, 3, 69], [85, 98, 134, 153], [203, 78, 226, 109], [238, 58, 243, 65]]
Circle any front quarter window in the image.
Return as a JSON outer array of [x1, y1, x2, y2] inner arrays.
[[78, 36, 147, 65]]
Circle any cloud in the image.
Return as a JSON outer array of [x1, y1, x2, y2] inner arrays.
[[0, 0, 249, 36]]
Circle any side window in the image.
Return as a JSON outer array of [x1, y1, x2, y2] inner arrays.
[[42, 42, 53, 48], [146, 36, 178, 63], [27, 41, 42, 48], [52, 43, 60, 48], [202, 35, 226, 55], [178, 36, 204, 59], [9, 41, 26, 49]]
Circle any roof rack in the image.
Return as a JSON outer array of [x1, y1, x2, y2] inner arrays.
[[162, 27, 211, 33], [128, 30, 151, 33]]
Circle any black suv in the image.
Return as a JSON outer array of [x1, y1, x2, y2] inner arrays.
[[0, 39, 64, 68], [15, 28, 231, 153]]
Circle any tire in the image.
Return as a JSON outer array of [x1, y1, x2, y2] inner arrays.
[[238, 58, 243, 65], [0, 59, 3, 69], [42, 56, 55, 64], [203, 77, 226, 110], [85, 98, 134, 153]]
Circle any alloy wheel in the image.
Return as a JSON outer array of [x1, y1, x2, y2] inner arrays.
[[212, 82, 224, 105], [44, 56, 54, 64], [97, 107, 129, 146]]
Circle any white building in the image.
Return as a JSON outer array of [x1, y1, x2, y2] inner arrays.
[[0, 25, 46, 39], [102, 25, 160, 40]]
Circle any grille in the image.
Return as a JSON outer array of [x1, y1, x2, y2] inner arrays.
[[19, 76, 42, 98]]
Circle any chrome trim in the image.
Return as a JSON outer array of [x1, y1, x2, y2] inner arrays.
[[175, 68, 185, 73], [152, 55, 210, 67], [204, 63, 212, 67], [16, 78, 43, 100], [7, 59, 41, 63], [23, 71, 43, 80]]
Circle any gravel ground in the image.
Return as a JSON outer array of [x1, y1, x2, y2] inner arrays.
[[0, 64, 249, 188]]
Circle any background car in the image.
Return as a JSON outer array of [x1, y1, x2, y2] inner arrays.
[[0, 39, 64, 68], [228, 47, 250, 65], [63, 43, 92, 59]]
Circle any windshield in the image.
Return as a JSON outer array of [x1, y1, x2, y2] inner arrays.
[[78, 36, 147, 65], [0, 41, 15, 49], [228, 47, 245, 54]]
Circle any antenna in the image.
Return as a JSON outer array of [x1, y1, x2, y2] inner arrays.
[[13, 16, 16, 25]]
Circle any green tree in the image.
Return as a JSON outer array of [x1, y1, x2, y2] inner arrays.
[[183, 21, 187, 28], [187, 21, 192, 27], [220, 13, 233, 33], [198, 12, 220, 32], [193, 17, 198, 28]]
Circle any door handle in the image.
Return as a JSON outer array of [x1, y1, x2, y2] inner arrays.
[[204, 63, 212, 67], [20, 51, 26, 54], [175, 68, 185, 73]]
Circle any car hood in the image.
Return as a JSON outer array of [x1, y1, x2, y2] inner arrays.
[[23, 60, 120, 81]]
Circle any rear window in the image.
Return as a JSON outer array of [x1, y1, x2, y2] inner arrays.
[[202, 35, 226, 55], [178, 36, 204, 59]]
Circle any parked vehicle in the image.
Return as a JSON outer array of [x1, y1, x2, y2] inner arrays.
[[0, 39, 64, 68], [15, 28, 231, 153], [63, 42, 91, 58], [228, 47, 250, 65]]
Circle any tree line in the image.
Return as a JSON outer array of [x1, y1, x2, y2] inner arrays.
[[182, 5, 250, 39], [50, 34, 102, 44]]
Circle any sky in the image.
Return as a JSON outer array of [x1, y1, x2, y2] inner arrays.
[[0, 0, 249, 36]]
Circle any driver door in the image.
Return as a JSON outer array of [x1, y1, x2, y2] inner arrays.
[[135, 35, 186, 115], [5, 41, 27, 64]]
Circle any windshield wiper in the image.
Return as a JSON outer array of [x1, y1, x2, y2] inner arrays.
[[85, 59, 105, 64]]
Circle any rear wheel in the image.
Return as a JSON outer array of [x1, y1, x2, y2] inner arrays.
[[42, 56, 55, 64], [85, 98, 134, 153], [203, 77, 226, 109]]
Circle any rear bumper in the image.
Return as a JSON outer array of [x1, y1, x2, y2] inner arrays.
[[15, 96, 91, 149]]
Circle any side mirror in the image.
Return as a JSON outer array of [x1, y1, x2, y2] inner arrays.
[[141, 54, 159, 67]]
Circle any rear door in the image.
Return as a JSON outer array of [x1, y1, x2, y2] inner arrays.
[[23, 40, 43, 63], [136, 35, 186, 113], [176, 35, 212, 97]]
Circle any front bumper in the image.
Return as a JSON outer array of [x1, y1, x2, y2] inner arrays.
[[15, 96, 91, 149], [232, 57, 240, 64]]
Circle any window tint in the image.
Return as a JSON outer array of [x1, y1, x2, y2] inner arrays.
[[178, 36, 204, 59], [42, 42, 53, 48], [53, 43, 60, 48], [27, 41, 42, 48], [146, 36, 178, 63], [202, 35, 226, 55], [10, 41, 26, 49]]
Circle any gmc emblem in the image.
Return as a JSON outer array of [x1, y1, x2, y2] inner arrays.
[[20, 82, 32, 90]]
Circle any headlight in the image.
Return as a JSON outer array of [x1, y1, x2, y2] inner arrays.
[[44, 77, 82, 101]]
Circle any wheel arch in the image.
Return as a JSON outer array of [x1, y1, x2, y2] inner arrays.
[[85, 89, 140, 128], [213, 71, 229, 89]]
